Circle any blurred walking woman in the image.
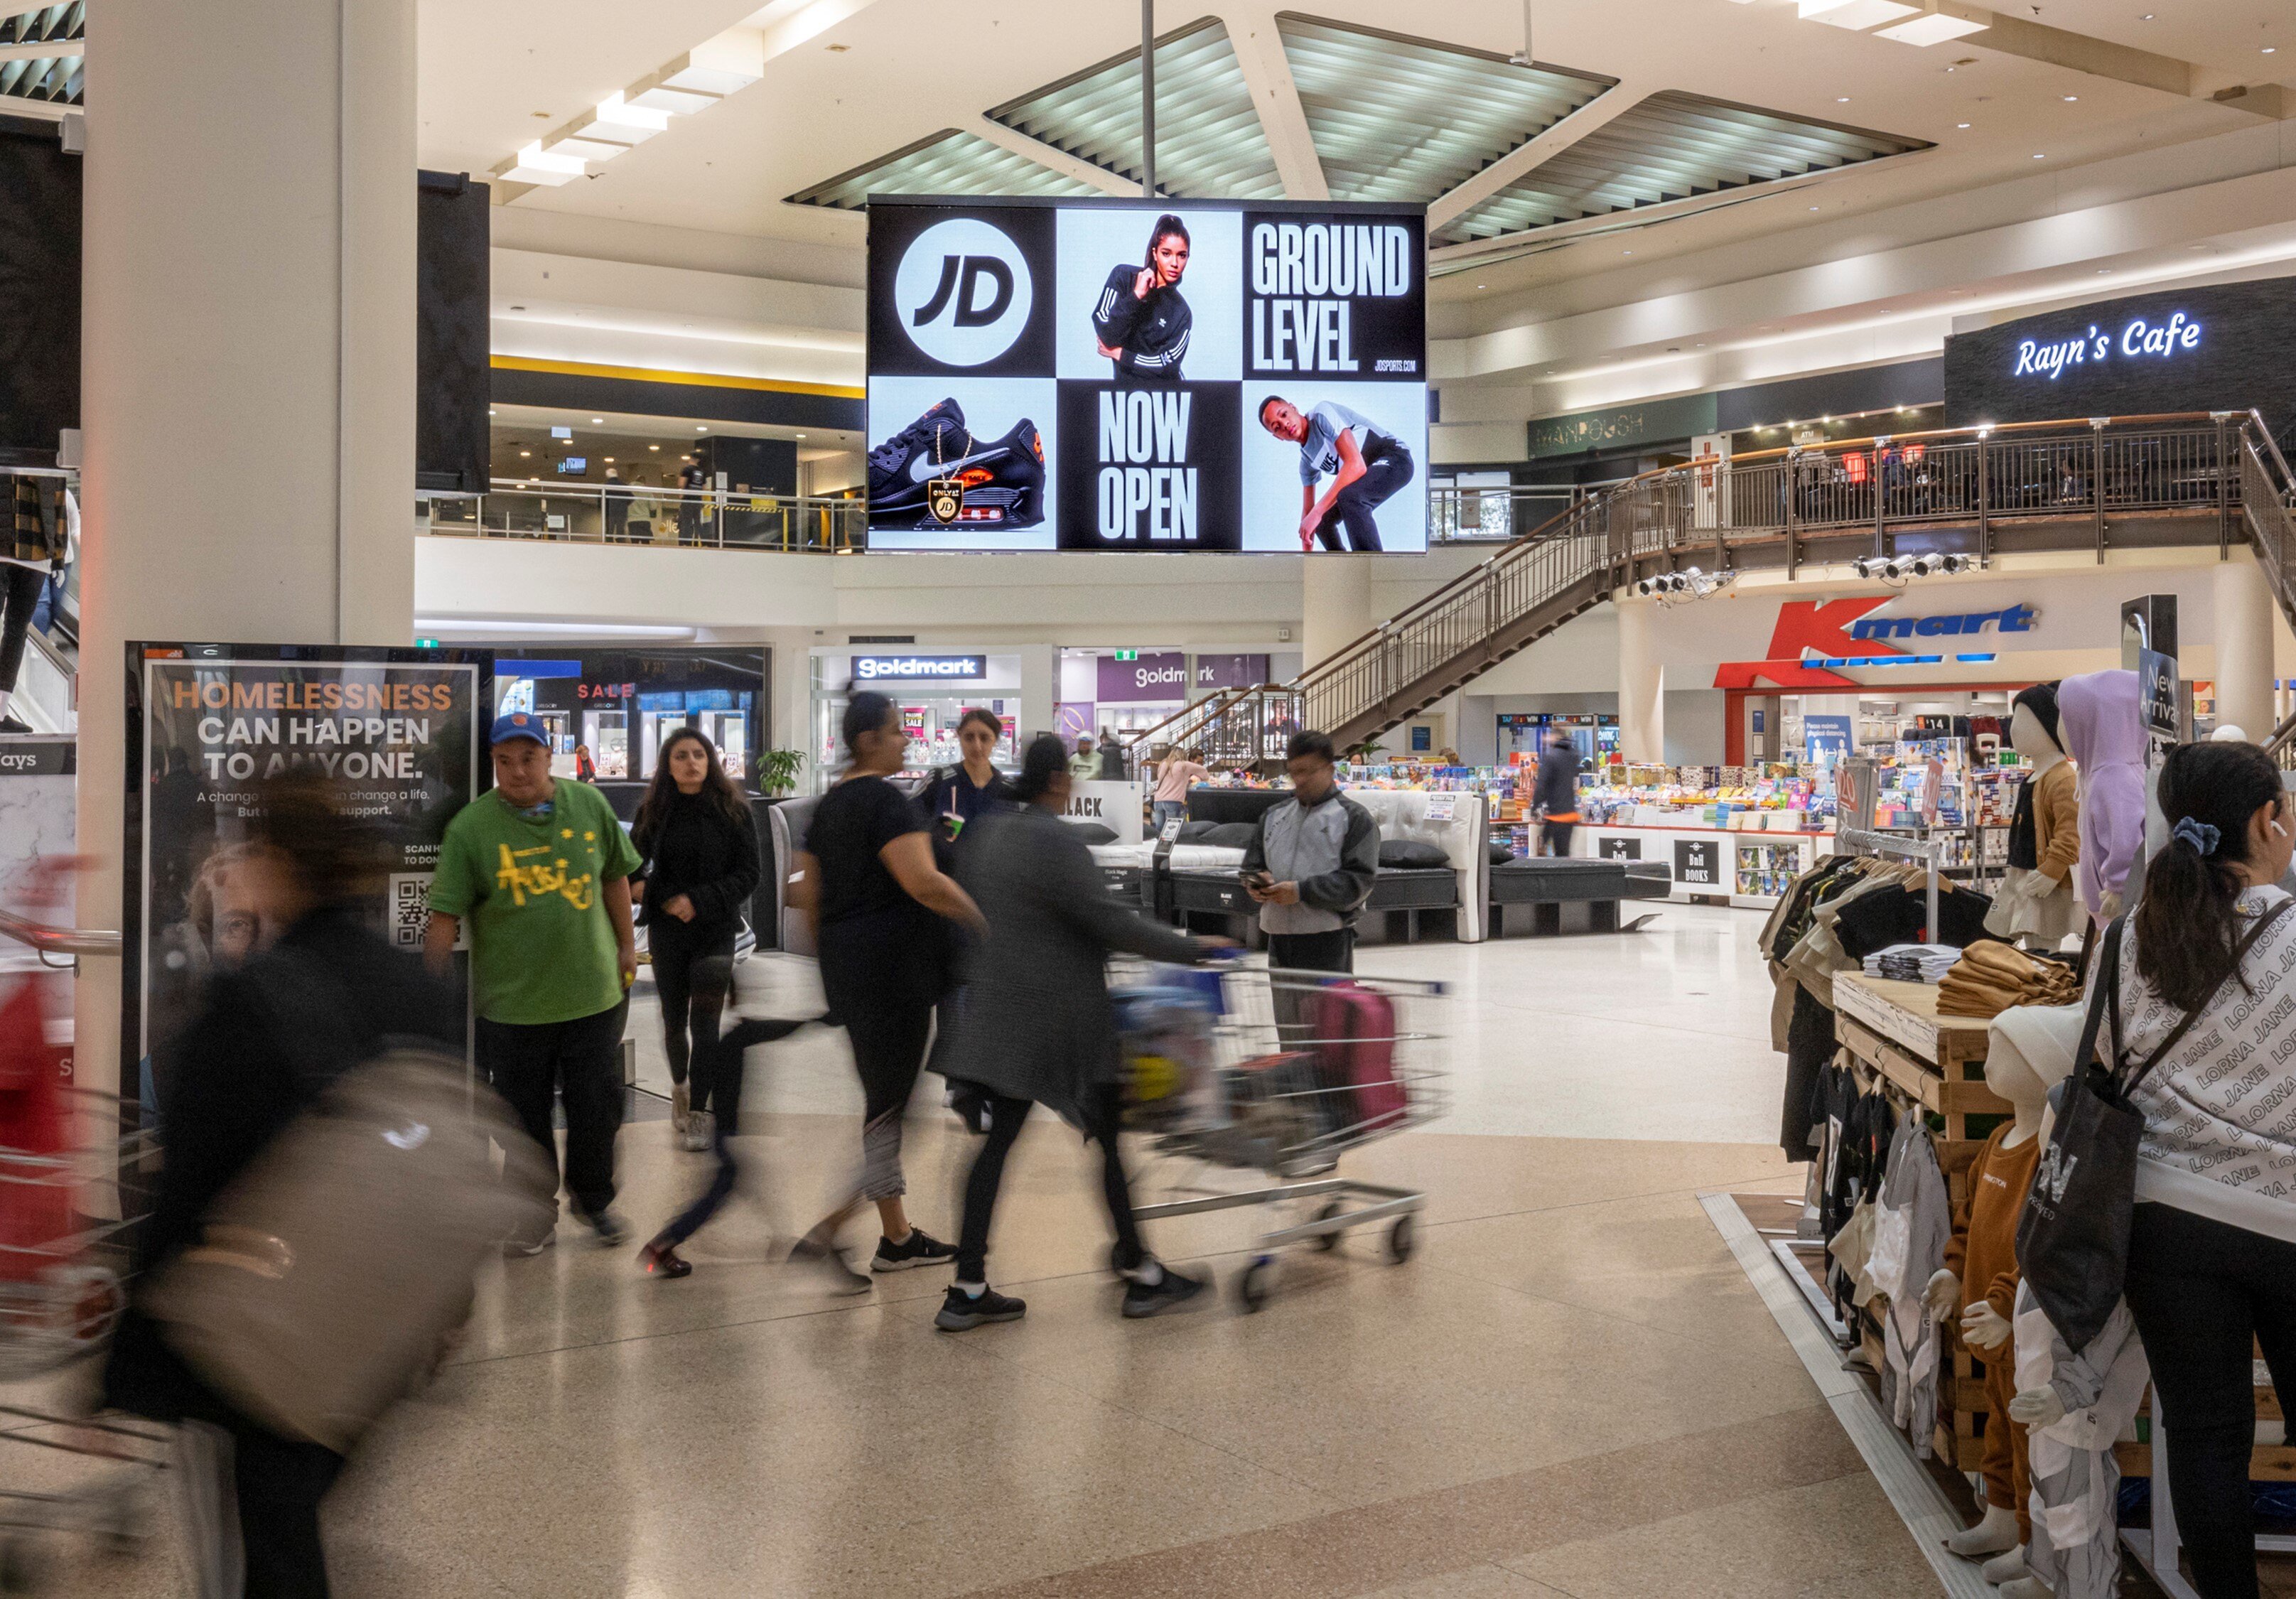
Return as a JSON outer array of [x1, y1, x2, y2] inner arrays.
[[934, 733, 1222, 1330], [631, 728, 759, 1149], [787, 691, 983, 1286]]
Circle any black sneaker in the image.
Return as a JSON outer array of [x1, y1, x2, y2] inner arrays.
[[935, 1284, 1027, 1331], [788, 1237, 874, 1295], [873, 1228, 959, 1272], [577, 1208, 631, 1247], [1121, 1266, 1206, 1319]]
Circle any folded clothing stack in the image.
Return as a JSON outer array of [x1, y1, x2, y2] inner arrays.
[[1936, 939, 2081, 1018], [1863, 943, 1960, 984]]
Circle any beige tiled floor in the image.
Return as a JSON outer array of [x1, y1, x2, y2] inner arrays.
[[16, 910, 1972, 1595]]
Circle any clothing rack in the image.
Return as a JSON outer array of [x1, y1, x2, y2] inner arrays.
[[1834, 827, 1945, 946]]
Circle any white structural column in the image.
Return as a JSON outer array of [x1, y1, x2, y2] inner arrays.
[[1618, 596, 1665, 763], [1302, 556, 1375, 671], [76, 0, 419, 1100], [2212, 551, 2277, 740], [1017, 642, 1057, 744]]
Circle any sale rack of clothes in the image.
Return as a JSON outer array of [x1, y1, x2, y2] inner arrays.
[[1761, 851, 1993, 1161]]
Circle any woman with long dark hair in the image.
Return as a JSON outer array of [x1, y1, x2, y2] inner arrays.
[[915, 706, 1013, 846], [631, 728, 760, 1149], [1092, 212, 1192, 384], [2113, 739, 2296, 1599], [934, 734, 1229, 1330], [785, 690, 983, 1288]]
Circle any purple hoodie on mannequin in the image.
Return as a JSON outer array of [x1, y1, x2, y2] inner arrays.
[[2055, 669, 2145, 922]]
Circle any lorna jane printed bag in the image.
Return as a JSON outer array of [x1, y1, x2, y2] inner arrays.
[[2015, 903, 2293, 1352]]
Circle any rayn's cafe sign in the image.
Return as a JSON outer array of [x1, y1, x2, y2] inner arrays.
[[2013, 310, 2202, 381]]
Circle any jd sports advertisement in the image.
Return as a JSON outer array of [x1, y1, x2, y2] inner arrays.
[[866, 197, 1427, 553]]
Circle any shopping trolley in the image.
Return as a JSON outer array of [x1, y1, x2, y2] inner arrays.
[[1114, 963, 1450, 1313], [0, 936, 170, 1591]]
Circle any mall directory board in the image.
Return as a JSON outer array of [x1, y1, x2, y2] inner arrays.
[[866, 196, 1428, 553]]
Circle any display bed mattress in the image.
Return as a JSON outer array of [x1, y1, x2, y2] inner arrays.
[[1487, 858, 1671, 903]]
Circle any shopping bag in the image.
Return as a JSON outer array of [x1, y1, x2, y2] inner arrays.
[[144, 1048, 554, 1453], [2015, 903, 2292, 1352]]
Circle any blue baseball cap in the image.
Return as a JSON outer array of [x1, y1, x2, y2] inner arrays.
[[490, 711, 550, 748]]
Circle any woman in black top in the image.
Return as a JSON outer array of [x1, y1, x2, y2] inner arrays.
[[630, 728, 760, 1148], [915, 706, 1014, 849], [786, 691, 983, 1288]]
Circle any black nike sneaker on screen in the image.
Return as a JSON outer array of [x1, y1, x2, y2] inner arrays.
[[868, 397, 1047, 528]]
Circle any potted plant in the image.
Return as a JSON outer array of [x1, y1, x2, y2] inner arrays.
[[754, 748, 805, 797]]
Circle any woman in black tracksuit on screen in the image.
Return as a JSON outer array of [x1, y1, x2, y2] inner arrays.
[[1092, 213, 1192, 384]]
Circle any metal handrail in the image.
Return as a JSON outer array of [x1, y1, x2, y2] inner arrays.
[[1286, 409, 2273, 743], [0, 905, 119, 957]]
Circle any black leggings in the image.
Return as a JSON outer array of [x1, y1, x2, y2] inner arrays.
[[648, 920, 733, 1097], [843, 998, 936, 1202], [955, 1084, 1142, 1283], [656, 1015, 812, 1248], [0, 561, 45, 705], [2123, 1202, 2296, 1599]]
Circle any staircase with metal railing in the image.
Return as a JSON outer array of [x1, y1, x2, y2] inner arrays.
[[1241, 409, 2296, 757]]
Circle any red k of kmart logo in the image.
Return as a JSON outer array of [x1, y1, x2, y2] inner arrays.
[[1763, 598, 1906, 662]]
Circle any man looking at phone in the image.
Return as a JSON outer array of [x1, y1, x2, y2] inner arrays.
[[1241, 729, 1379, 973]]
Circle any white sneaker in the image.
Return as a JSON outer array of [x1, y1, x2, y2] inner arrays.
[[503, 1225, 556, 1257]]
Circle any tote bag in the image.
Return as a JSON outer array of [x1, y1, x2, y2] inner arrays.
[[2015, 901, 2292, 1352]]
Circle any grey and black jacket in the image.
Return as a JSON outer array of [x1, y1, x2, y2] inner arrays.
[[1092, 264, 1191, 384], [1243, 788, 1380, 936]]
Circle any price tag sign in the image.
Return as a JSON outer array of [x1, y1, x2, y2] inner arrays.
[[1424, 794, 1457, 822], [1160, 816, 1184, 843]]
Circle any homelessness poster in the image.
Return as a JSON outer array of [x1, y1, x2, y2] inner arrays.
[[122, 644, 490, 1115]]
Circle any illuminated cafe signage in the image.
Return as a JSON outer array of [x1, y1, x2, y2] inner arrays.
[[2014, 311, 2201, 380], [853, 654, 986, 682]]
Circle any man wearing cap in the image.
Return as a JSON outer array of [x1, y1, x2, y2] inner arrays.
[[426, 712, 642, 1250]]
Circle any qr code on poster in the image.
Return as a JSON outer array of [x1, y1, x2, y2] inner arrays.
[[389, 873, 432, 949]]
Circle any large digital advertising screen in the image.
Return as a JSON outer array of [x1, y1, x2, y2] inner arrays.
[[866, 197, 1427, 553]]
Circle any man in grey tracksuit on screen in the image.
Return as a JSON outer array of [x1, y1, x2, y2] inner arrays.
[[1242, 728, 1380, 974]]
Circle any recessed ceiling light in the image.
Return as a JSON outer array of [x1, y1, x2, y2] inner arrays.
[[1477, 283, 1487, 289], [1622, 249, 1632, 255], [2139, 12, 2153, 18], [591, 417, 603, 424], [2033, 152, 2046, 158], [697, 426, 708, 432], [2097, 267, 2110, 274], [1957, 122, 1971, 128], [2063, 94, 2079, 101], [2266, 45, 2279, 53], [1837, 97, 1850, 103], [519, 449, 532, 457], [604, 455, 615, 461], [649, 444, 659, 451], [488, 409, 497, 416], [795, 433, 807, 439], [1809, 205, 1820, 210]]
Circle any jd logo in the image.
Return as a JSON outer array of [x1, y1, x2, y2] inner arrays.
[[896, 217, 1033, 367], [926, 477, 964, 524], [2037, 1144, 2079, 1205]]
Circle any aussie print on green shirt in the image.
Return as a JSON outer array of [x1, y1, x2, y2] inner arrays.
[[427, 780, 641, 1025]]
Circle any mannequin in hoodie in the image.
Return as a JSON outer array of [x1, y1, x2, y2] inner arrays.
[[1926, 1013, 2057, 1569], [2054, 671, 2145, 925], [1985, 684, 2082, 948]]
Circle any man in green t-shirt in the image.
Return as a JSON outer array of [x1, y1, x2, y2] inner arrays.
[[426, 711, 642, 1251]]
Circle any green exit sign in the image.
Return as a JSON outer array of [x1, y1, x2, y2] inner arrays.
[[416, 638, 441, 650], [1114, 650, 1138, 661]]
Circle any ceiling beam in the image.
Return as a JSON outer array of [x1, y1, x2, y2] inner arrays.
[[1223, 7, 1327, 202], [1426, 85, 1647, 235], [965, 115, 1141, 196]]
